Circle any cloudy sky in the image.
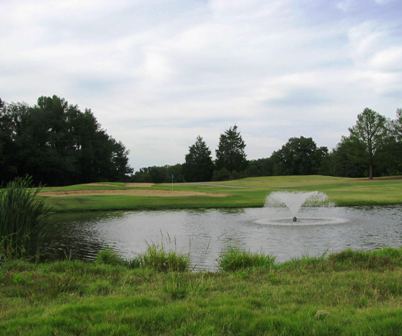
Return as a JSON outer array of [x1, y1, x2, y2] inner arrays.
[[1, 0, 401, 169]]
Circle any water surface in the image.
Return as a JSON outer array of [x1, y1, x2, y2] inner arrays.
[[44, 206, 402, 270]]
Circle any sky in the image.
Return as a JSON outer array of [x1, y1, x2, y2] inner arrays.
[[1, 0, 402, 170]]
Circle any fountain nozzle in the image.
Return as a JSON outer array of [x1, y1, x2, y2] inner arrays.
[[292, 216, 297, 222]]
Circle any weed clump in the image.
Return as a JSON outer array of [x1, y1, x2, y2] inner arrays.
[[219, 248, 275, 272]]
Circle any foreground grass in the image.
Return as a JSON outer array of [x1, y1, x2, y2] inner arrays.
[[1, 247, 402, 335], [39, 175, 402, 212]]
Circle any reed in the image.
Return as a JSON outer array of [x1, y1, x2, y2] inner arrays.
[[0, 177, 49, 259]]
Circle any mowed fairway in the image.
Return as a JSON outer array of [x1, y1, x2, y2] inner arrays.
[[40, 175, 402, 212]]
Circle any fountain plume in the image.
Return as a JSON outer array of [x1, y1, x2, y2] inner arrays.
[[265, 191, 328, 218]]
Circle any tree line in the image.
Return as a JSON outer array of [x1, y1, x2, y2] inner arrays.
[[133, 108, 402, 182], [0, 96, 132, 185], [1, 95, 401, 185]]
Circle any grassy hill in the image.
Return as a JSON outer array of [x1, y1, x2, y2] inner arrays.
[[39, 175, 402, 212]]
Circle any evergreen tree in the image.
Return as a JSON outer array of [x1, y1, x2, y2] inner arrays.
[[184, 136, 214, 182], [215, 125, 247, 173]]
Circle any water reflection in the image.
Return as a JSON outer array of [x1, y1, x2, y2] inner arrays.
[[44, 206, 402, 270]]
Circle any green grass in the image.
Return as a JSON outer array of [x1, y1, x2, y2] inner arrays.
[[1, 247, 402, 335], [40, 175, 402, 212], [219, 248, 276, 271]]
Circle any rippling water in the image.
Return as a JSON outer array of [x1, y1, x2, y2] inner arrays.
[[43, 206, 402, 271]]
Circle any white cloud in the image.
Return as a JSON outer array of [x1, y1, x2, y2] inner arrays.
[[0, 0, 401, 168]]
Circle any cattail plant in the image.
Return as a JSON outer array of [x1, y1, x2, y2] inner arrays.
[[0, 176, 49, 259]]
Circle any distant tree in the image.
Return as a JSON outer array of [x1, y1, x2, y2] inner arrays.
[[270, 136, 328, 175], [377, 108, 402, 175], [0, 95, 132, 185], [245, 158, 273, 177], [215, 125, 247, 173], [132, 164, 184, 183], [349, 108, 388, 179], [183, 136, 214, 182], [330, 136, 367, 177], [212, 167, 232, 181], [392, 108, 402, 140]]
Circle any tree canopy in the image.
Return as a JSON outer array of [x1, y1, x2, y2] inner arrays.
[[0, 96, 133, 185], [349, 108, 388, 179], [270, 137, 328, 175]]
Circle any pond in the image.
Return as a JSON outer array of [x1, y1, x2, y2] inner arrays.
[[43, 206, 402, 271]]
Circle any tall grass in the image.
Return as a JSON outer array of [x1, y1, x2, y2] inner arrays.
[[0, 177, 49, 259], [219, 247, 275, 271], [139, 244, 190, 272]]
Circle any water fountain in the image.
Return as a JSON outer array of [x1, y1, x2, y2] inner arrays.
[[255, 191, 347, 226]]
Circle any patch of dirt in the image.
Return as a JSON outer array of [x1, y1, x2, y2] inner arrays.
[[39, 189, 228, 198]]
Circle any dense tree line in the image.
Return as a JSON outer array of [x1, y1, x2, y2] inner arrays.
[[0, 96, 132, 185], [2, 96, 400, 185], [132, 108, 402, 183]]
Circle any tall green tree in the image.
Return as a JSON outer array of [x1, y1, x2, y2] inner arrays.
[[0, 96, 133, 185], [271, 136, 328, 175], [392, 108, 402, 140], [184, 136, 214, 182], [330, 136, 367, 177], [215, 125, 247, 173], [349, 108, 388, 179]]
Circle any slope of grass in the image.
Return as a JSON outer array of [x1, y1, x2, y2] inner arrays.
[[40, 175, 402, 212], [1, 247, 401, 335]]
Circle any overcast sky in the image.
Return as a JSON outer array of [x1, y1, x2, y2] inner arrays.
[[1, 0, 401, 170]]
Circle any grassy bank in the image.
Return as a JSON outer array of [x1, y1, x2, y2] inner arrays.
[[1, 247, 402, 335], [38, 175, 402, 212]]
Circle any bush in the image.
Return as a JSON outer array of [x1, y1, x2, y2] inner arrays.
[[139, 244, 189, 272], [219, 248, 275, 271], [0, 177, 49, 259]]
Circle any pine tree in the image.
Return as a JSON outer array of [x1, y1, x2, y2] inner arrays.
[[184, 136, 214, 182], [215, 125, 247, 172]]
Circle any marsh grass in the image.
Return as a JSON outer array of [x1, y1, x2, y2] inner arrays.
[[139, 243, 190, 272], [95, 244, 190, 272], [219, 247, 276, 271], [0, 177, 49, 259]]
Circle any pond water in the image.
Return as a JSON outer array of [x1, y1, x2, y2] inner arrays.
[[43, 206, 402, 271]]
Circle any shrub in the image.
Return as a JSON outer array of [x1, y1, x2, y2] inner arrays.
[[219, 248, 275, 271], [0, 177, 49, 259]]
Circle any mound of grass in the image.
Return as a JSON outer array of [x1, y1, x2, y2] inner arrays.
[[219, 248, 275, 271], [328, 248, 402, 270], [139, 244, 189, 272]]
